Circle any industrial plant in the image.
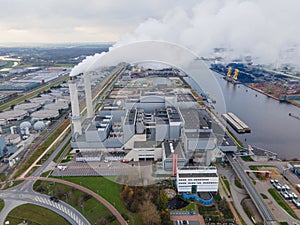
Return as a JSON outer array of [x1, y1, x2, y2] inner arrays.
[[65, 64, 231, 195]]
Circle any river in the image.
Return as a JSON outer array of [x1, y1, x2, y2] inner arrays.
[[185, 73, 300, 160]]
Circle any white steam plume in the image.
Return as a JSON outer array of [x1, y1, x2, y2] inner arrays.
[[71, 0, 300, 76]]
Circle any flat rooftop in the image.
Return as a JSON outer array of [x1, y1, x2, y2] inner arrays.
[[164, 140, 185, 158], [221, 135, 236, 146], [125, 109, 136, 125], [179, 108, 209, 129], [289, 161, 300, 167], [178, 173, 218, 178], [177, 93, 195, 102], [185, 132, 212, 139], [134, 141, 157, 148]]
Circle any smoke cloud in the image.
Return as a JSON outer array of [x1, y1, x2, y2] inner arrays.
[[71, 0, 300, 75]]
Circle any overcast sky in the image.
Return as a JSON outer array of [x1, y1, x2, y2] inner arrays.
[[1, 0, 299, 64], [0, 0, 198, 43]]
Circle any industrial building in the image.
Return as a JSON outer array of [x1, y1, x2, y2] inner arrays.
[[30, 109, 59, 121], [69, 67, 224, 171], [0, 136, 6, 157], [0, 110, 28, 125], [288, 161, 300, 176], [176, 166, 219, 193], [14, 102, 42, 113]]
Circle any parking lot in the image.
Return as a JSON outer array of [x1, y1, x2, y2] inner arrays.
[[271, 179, 300, 209]]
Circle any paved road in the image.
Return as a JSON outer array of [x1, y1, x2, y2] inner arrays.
[[254, 180, 300, 225], [241, 159, 300, 185], [0, 67, 128, 225], [238, 159, 300, 224], [21, 176, 128, 225], [218, 165, 254, 225], [226, 154, 278, 225], [0, 190, 89, 225]]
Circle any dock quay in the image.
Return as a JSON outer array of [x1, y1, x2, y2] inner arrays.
[[222, 112, 251, 133]]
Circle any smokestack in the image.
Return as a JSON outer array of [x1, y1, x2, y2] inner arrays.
[[84, 72, 94, 118], [68, 76, 82, 135]]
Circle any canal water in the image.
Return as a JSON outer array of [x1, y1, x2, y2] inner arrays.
[[185, 73, 300, 160]]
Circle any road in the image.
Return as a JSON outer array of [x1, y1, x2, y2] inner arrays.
[[22, 176, 128, 225], [241, 159, 300, 186], [238, 158, 300, 224], [226, 154, 279, 225], [0, 66, 128, 224], [218, 165, 254, 225], [0, 190, 90, 225]]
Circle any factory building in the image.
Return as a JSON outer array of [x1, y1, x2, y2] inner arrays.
[[14, 102, 42, 113], [31, 109, 59, 121], [0, 110, 28, 125], [0, 136, 6, 157], [162, 140, 186, 171], [176, 166, 219, 193], [69, 68, 224, 172], [288, 161, 300, 176]]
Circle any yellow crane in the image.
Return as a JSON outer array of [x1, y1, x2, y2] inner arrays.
[[233, 69, 239, 80], [227, 66, 232, 77]]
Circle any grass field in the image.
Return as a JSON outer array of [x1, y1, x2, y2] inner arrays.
[[268, 188, 299, 219], [5, 203, 70, 225], [33, 180, 119, 225], [249, 165, 275, 170], [279, 222, 289, 225], [0, 199, 4, 212], [60, 176, 143, 224], [240, 156, 254, 162], [222, 176, 231, 193], [260, 193, 268, 199], [234, 178, 243, 189], [0, 61, 14, 69]]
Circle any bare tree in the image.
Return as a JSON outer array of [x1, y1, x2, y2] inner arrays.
[[138, 199, 161, 225]]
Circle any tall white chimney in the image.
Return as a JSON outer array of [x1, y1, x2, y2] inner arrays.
[[68, 76, 82, 135], [84, 72, 94, 118]]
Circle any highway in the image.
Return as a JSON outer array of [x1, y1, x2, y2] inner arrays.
[[226, 154, 279, 225]]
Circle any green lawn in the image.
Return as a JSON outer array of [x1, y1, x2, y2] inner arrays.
[[268, 188, 299, 219], [33, 180, 118, 225], [0, 199, 4, 212], [249, 165, 275, 170], [181, 202, 195, 211], [0, 61, 14, 69], [279, 222, 289, 225], [5, 203, 70, 225], [59, 176, 143, 225], [234, 178, 243, 189], [240, 156, 254, 162], [260, 193, 268, 199], [222, 176, 231, 193]]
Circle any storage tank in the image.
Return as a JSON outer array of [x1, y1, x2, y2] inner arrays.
[[20, 121, 31, 134], [33, 121, 46, 131]]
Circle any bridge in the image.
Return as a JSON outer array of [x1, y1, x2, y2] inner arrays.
[[226, 154, 279, 225]]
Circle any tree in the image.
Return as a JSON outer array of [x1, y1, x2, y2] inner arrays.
[[138, 199, 161, 225], [95, 217, 108, 225], [54, 185, 65, 198], [158, 192, 168, 210]]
